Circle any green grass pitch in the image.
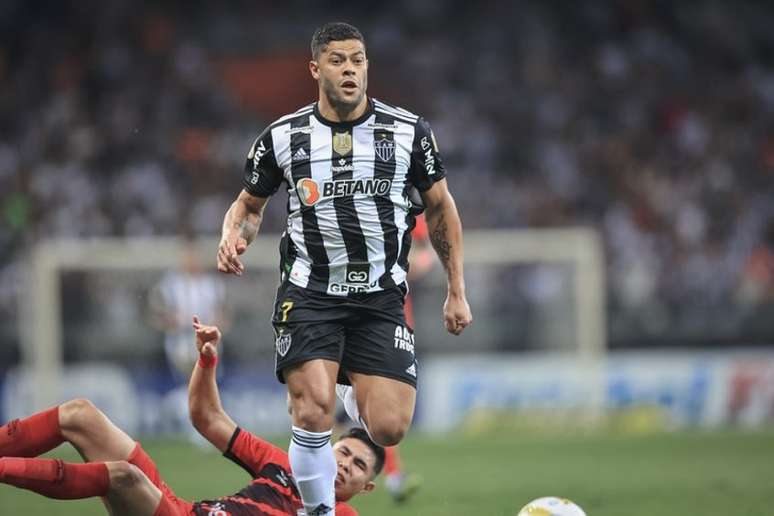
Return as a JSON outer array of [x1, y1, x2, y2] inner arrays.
[[2, 430, 773, 515]]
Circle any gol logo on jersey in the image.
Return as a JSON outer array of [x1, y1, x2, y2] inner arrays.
[[296, 178, 321, 206], [296, 178, 392, 207]]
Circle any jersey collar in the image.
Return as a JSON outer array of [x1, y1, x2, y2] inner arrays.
[[313, 97, 374, 128]]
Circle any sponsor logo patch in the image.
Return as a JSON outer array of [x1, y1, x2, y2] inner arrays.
[[296, 178, 321, 206], [330, 283, 369, 294], [250, 140, 268, 166], [420, 136, 435, 175], [296, 178, 392, 206], [394, 325, 415, 354], [331, 158, 354, 173], [367, 122, 398, 130], [285, 125, 313, 135], [346, 263, 370, 284], [322, 178, 391, 197]]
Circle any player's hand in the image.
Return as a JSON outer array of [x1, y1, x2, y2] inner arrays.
[[443, 293, 472, 336], [192, 315, 221, 357], [217, 233, 248, 276]]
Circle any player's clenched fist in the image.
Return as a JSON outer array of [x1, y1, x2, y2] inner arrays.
[[217, 235, 247, 275], [443, 294, 472, 336]]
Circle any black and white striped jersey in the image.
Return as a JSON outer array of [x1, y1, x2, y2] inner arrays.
[[242, 98, 446, 296]]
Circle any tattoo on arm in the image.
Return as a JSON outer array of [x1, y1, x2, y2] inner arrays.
[[429, 212, 451, 268]]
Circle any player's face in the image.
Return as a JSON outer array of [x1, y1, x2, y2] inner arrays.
[[310, 39, 368, 111], [332, 438, 377, 501]]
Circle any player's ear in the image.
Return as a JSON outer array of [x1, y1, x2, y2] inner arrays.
[[309, 60, 320, 80], [361, 480, 376, 493]]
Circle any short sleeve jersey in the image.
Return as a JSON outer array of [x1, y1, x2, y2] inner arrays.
[[242, 98, 446, 296]]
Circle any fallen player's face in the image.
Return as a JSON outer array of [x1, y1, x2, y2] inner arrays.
[[332, 438, 377, 500], [316, 39, 368, 110]]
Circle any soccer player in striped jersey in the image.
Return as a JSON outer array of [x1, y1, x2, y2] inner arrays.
[[217, 22, 472, 514], [0, 317, 382, 515]]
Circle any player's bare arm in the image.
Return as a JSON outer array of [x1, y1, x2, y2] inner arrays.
[[188, 316, 237, 452], [217, 190, 269, 275], [421, 179, 473, 336]]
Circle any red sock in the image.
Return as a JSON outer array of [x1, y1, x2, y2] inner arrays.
[[384, 446, 402, 476], [0, 407, 63, 458], [0, 457, 110, 499]]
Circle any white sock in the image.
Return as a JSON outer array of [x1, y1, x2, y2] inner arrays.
[[336, 384, 376, 443], [289, 426, 337, 515]]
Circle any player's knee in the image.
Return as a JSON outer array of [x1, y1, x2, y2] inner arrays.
[[367, 413, 410, 447], [292, 400, 334, 431], [108, 461, 145, 490], [59, 398, 100, 433]]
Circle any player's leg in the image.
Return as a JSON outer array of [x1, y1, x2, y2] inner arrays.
[[0, 456, 164, 515], [0, 405, 63, 458], [341, 288, 418, 447], [273, 281, 347, 515], [0, 398, 134, 462], [348, 373, 416, 446], [336, 384, 421, 502], [0, 456, 110, 499], [384, 446, 401, 480], [103, 460, 166, 516], [285, 358, 340, 515], [57, 398, 137, 463], [383, 446, 422, 503]]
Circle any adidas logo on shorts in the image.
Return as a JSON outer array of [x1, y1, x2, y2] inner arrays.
[[405, 363, 416, 378]]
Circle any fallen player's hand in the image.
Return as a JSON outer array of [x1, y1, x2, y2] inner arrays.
[[192, 315, 221, 356]]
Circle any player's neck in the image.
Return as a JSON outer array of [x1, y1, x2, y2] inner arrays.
[[317, 95, 369, 123]]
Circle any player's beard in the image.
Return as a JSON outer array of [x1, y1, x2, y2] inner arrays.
[[321, 74, 367, 115]]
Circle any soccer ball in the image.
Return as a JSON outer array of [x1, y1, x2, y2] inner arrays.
[[517, 496, 587, 516]]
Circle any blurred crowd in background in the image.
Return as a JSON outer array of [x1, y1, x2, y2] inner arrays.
[[2, 0, 774, 362]]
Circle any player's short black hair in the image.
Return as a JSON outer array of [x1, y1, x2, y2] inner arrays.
[[337, 427, 385, 477], [311, 22, 366, 59]]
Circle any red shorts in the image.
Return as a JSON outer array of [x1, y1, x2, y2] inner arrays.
[[128, 443, 194, 516]]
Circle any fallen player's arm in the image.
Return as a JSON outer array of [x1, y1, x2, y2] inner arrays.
[[188, 317, 237, 452]]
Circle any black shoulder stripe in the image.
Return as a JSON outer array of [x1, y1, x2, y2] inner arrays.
[[223, 427, 258, 478]]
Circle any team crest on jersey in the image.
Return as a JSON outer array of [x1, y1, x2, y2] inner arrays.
[[296, 178, 321, 207], [275, 331, 292, 357], [332, 132, 352, 155], [374, 136, 395, 162]]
